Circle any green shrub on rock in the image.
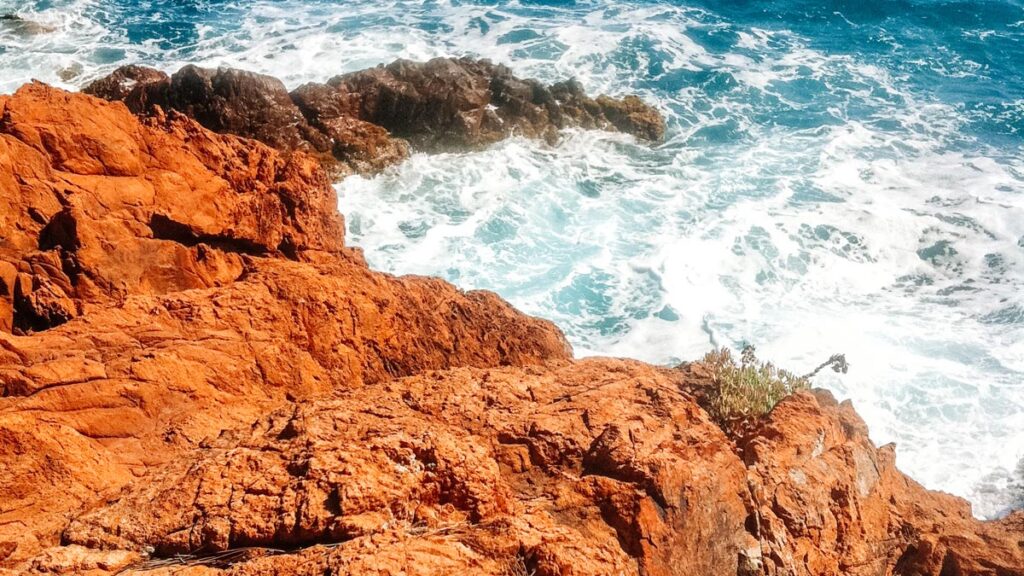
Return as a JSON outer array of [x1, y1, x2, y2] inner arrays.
[[702, 345, 847, 431]]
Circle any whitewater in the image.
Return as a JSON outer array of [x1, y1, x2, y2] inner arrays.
[[1, 0, 1021, 518]]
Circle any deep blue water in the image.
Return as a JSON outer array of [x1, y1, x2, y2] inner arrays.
[[1, 0, 1022, 518]]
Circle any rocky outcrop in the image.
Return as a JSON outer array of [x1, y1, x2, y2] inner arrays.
[[77, 64, 169, 108], [0, 82, 344, 332], [85, 58, 665, 175], [60, 360, 751, 575], [0, 83, 1020, 576], [0, 84, 570, 570], [84, 64, 406, 177], [741, 390, 1024, 575], [56, 375, 1024, 576], [328, 57, 666, 150]]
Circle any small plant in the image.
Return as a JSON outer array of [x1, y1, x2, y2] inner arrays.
[[801, 353, 850, 379], [702, 345, 848, 430]]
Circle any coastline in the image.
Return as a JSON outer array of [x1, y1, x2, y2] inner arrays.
[[0, 64, 1021, 574]]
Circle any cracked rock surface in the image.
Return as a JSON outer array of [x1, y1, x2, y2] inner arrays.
[[84, 57, 666, 177], [0, 83, 1021, 576]]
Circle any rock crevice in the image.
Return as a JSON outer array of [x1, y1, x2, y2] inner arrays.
[[0, 79, 1019, 576]]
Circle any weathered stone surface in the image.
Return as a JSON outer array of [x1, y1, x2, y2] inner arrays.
[[85, 58, 665, 175], [62, 360, 749, 576], [594, 94, 666, 142], [86, 65, 314, 153], [0, 85, 570, 570], [0, 83, 345, 333], [742, 390, 1024, 575], [290, 82, 410, 174], [85, 64, 403, 177], [80, 64, 169, 108], [0, 83, 1020, 576], [161, 66, 317, 154], [330, 57, 667, 150]]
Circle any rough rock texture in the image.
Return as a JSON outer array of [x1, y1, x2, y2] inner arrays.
[[329, 57, 666, 150], [85, 58, 665, 175], [0, 82, 344, 332], [289, 81, 410, 175], [0, 83, 1021, 576], [83, 64, 398, 177], [78, 64, 170, 108], [741, 391, 1024, 575], [0, 84, 569, 570], [62, 360, 750, 576]]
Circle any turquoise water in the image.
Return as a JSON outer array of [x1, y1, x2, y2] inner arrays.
[[2, 0, 1022, 518]]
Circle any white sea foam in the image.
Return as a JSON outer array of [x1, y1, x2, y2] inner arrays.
[[3, 0, 1022, 518], [331, 2, 1024, 519]]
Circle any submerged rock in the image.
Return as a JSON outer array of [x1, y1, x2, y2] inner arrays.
[[0, 83, 1019, 576], [85, 58, 665, 175], [0, 14, 55, 36]]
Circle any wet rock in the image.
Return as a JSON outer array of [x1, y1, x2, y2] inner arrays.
[[85, 58, 665, 175], [0, 14, 55, 36], [330, 57, 666, 150], [88, 65, 324, 158], [161, 66, 315, 154], [595, 94, 666, 142], [291, 82, 410, 174], [85, 64, 408, 176], [81, 64, 168, 107]]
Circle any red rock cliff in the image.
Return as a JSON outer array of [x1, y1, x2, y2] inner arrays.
[[0, 83, 1020, 576]]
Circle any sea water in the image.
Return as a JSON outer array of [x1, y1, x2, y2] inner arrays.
[[1, 0, 1022, 519]]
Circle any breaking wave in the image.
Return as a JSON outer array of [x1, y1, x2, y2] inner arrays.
[[2, 0, 1022, 518]]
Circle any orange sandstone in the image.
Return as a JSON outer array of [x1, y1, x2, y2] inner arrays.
[[0, 83, 1019, 576]]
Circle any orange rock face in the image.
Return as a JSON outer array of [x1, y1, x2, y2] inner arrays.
[[0, 84, 569, 571], [0, 82, 345, 332], [0, 84, 1020, 576]]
